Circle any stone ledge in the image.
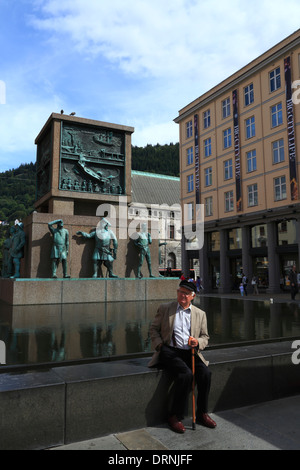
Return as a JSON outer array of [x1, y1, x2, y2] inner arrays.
[[0, 277, 179, 305], [0, 340, 299, 449]]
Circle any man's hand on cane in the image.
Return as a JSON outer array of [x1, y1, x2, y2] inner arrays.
[[188, 337, 198, 348]]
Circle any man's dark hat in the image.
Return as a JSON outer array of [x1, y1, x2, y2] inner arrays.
[[179, 280, 196, 293]]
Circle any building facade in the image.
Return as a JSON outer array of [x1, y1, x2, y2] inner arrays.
[[175, 30, 300, 293], [130, 171, 182, 272]]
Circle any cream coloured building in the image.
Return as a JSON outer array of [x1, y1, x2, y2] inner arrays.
[[175, 29, 300, 293], [130, 171, 182, 272]]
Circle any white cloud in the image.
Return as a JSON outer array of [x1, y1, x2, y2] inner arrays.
[[0, 64, 64, 170], [0, 0, 299, 171], [0, 100, 57, 169], [132, 120, 179, 147], [30, 0, 300, 83]]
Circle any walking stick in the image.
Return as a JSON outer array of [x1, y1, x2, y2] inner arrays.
[[188, 337, 196, 430], [191, 346, 196, 430]]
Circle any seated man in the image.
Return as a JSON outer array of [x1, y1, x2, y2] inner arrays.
[[148, 280, 216, 433]]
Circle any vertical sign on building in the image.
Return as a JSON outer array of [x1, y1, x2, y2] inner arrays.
[[285, 56, 298, 201], [194, 114, 200, 205], [233, 89, 242, 211]]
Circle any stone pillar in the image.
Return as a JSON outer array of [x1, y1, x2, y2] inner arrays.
[[199, 232, 211, 292], [219, 229, 231, 293], [181, 236, 190, 278], [267, 221, 280, 293], [242, 225, 252, 281], [297, 218, 300, 269]]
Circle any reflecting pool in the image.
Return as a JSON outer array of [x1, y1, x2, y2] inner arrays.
[[0, 297, 299, 367]]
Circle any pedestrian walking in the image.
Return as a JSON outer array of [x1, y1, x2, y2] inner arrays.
[[289, 265, 298, 300], [251, 276, 259, 295], [242, 273, 248, 296], [239, 282, 244, 297]]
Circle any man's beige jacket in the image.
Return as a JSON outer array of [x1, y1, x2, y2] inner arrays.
[[148, 301, 209, 368]]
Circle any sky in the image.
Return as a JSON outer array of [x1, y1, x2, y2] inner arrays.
[[0, 0, 299, 172]]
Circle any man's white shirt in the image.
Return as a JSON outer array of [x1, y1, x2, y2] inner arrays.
[[170, 303, 192, 349]]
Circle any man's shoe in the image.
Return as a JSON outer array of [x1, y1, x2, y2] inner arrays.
[[196, 413, 217, 428], [168, 415, 186, 434]]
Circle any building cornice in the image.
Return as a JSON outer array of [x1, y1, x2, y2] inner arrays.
[[203, 203, 300, 232], [174, 30, 300, 124]]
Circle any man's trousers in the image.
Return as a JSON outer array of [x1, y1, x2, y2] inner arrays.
[[159, 344, 212, 419]]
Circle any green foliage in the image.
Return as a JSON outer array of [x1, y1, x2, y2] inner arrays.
[[0, 163, 36, 264], [132, 143, 179, 177], [0, 162, 36, 223]]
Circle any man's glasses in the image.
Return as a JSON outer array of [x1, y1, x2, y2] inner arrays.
[[177, 289, 193, 296]]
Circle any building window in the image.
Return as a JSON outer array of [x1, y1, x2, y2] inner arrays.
[[244, 83, 254, 106], [245, 116, 255, 139], [269, 67, 281, 92], [222, 98, 230, 118], [248, 183, 258, 207], [205, 167, 212, 186], [187, 202, 194, 220], [187, 174, 194, 192], [251, 225, 267, 248], [278, 219, 297, 245], [225, 190, 234, 212], [187, 147, 193, 165], [229, 228, 242, 249], [186, 120, 193, 138], [169, 224, 175, 239], [223, 128, 232, 148], [246, 149, 257, 172], [272, 138, 285, 164], [203, 110, 211, 129], [224, 159, 233, 180], [204, 137, 211, 157], [205, 196, 213, 216], [274, 176, 286, 201], [271, 103, 283, 128], [208, 231, 220, 251]]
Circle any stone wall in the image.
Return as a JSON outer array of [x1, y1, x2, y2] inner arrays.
[[0, 341, 298, 449]]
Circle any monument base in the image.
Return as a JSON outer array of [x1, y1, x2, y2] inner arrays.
[[0, 277, 180, 306]]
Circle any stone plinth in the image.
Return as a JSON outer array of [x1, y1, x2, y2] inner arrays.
[[1, 115, 168, 305], [0, 277, 179, 305], [35, 114, 134, 215], [21, 212, 159, 280]]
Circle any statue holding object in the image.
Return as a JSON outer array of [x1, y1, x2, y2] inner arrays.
[[76, 218, 118, 278]]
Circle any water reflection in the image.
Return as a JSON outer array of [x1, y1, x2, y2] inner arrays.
[[0, 297, 300, 366], [0, 300, 160, 366], [199, 297, 300, 345]]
